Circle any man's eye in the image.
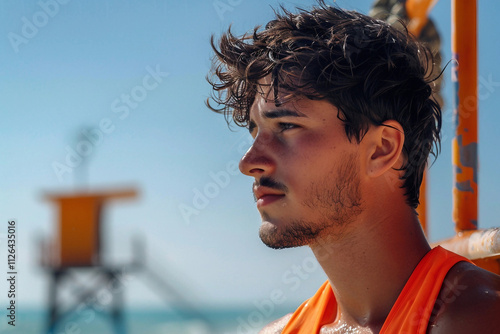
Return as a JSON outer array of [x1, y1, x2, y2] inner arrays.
[[278, 123, 299, 132]]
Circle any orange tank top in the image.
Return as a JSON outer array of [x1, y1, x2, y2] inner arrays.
[[281, 246, 472, 334]]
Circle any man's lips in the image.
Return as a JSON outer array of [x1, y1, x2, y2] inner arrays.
[[254, 186, 285, 207]]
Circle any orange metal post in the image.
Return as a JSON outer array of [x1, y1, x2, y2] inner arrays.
[[451, 0, 478, 232], [406, 0, 439, 36]]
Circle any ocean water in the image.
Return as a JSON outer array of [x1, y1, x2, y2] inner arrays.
[[1, 307, 295, 334]]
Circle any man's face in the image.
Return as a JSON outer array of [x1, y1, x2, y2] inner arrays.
[[239, 80, 364, 249]]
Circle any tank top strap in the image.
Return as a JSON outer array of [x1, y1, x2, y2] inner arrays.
[[281, 280, 338, 333], [380, 246, 472, 334]]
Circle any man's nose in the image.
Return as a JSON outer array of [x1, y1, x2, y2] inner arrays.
[[239, 134, 276, 177]]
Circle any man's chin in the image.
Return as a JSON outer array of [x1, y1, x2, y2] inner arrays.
[[259, 234, 302, 250], [258, 220, 312, 250]]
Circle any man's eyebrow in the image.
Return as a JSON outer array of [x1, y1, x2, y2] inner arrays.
[[262, 109, 306, 119], [248, 109, 306, 133]]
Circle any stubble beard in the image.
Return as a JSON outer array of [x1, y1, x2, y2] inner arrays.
[[259, 153, 363, 249]]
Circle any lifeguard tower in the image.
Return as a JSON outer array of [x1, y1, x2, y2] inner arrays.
[[40, 188, 138, 334], [40, 187, 215, 333]]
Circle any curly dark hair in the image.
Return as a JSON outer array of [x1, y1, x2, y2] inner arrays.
[[207, 1, 442, 209]]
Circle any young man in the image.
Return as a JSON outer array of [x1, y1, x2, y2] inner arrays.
[[208, 2, 500, 333]]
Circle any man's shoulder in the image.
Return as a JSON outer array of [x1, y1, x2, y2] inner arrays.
[[428, 261, 500, 333], [258, 313, 293, 334]]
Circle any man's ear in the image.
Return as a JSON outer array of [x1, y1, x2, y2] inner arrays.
[[365, 120, 405, 178]]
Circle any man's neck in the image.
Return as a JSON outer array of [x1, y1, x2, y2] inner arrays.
[[309, 205, 430, 329]]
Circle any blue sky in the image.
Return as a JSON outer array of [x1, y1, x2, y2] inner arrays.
[[1, 0, 500, 318]]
